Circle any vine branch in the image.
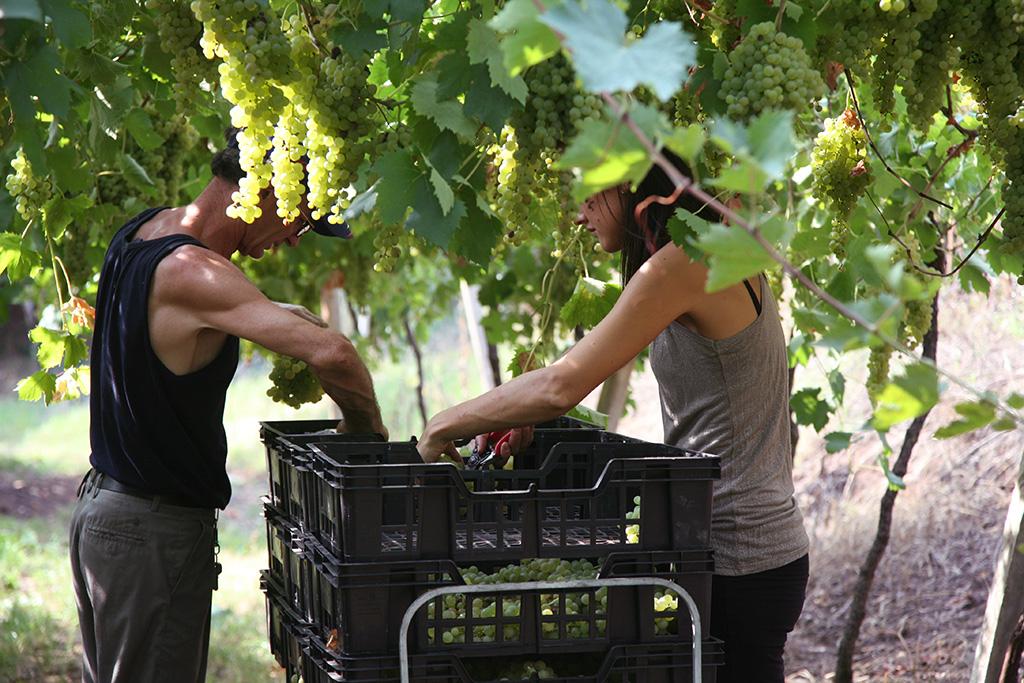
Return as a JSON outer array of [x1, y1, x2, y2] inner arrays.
[[844, 68, 954, 211]]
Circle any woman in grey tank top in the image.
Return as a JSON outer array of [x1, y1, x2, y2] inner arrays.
[[419, 151, 809, 682]]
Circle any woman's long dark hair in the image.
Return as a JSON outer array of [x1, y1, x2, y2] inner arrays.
[[620, 150, 724, 284]]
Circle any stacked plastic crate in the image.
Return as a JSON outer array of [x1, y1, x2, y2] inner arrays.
[[259, 417, 723, 682]]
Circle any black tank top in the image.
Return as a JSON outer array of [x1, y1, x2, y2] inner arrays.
[[89, 207, 240, 509]]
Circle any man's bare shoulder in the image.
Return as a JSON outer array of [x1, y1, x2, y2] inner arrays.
[[153, 243, 252, 306]]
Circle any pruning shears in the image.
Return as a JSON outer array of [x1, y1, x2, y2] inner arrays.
[[465, 429, 513, 470]]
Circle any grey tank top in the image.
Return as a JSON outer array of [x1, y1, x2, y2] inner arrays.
[[650, 276, 809, 576]]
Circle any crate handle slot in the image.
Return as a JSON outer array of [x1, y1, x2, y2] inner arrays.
[[398, 577, 704, 683]]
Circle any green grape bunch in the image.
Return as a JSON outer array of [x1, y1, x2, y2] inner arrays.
[[812, 109, 871, 219], [721, 22, 825, 122], [267, 354, 323, 408], [5, 149, 53, 223]]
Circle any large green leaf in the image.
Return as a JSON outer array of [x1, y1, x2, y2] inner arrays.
[[540, 0, 695, 100], [372, 151, 421, 225], [406, 178, 467, 249], [449, 194, 502, 268], [790, 387, 831, 431], [410, 74, 477, 139], [16, 370, 56, 404], [695, 216, 790, 292], [124, 109, 165, 151], [489, 0, 561, 76], [934, 400, 997, 439], [557, 103, 668, 201], [466, 18, 528, 103], [871, 362, 940, 432], [0, 233, 43, 280], [463, 64, 516, 132], [560, 276, 622, 328], [41, 0, 92, 49]]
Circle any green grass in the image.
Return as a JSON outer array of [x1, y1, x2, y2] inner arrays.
[[0, 335, 488, 681]]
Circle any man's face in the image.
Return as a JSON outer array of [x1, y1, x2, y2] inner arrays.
[[243, 188, 312, 259]]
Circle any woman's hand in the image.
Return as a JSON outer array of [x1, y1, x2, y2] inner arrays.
[[417, 423, 462, 464], [472, 426, 535, 468]]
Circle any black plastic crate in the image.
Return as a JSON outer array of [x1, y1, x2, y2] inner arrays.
[[259, 417, 600, 513], [263, 572, 313, 681], [260, 420, 387, 518], [301, 538, 712, 657], [301, 637, 724, 683], [305, 440, 718, 563], [264, 502, 309, 614]]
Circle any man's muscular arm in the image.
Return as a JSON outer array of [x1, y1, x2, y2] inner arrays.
[[153, 245, 385, 435]]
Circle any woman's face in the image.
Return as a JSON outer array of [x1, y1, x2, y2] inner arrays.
[[579, 185, 627, 253]]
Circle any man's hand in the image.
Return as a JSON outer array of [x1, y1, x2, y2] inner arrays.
[[274, 301, 328, 328], [417, 425, 462, 464], [336, 419, 389, 441], [472, 426, 534, 468]]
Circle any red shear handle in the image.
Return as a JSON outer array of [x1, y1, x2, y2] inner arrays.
[[487, 430, 513, 455]]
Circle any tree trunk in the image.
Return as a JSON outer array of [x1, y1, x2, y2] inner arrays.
[[459, 280, 497, 391], [403, 313, 428, 429], [596, 360, 634, 432], [834, 283, 941, 683], [970, 453, 1024, 683], [487, 342, 502, 387], [999, 614, 1024, 682]]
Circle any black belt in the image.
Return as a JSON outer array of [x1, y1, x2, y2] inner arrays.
[[98, 474, 207, 509]]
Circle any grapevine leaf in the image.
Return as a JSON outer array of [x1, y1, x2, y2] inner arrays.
[[958, 262, 991, 295], [345, 183, 379, 221], [464, 64, 516, 132], [992, 417, 1017, 432], [557, 103, 669, 201], [934, 400, 997, 439], [388, 0, 427, 25], [696, 216, 791, 292], [664, 123, 705, 168], [746, 111, 797, 180], [824, 431, 852, 454], [787, 333, 812, 368], [733, 0, 818, 45], [29, 327, 67, 369], [871, 362, 939, 432], [828, 368, 846, 404], [450, 195, 502, 268], [406, 177, 466, 249], [119, 154, 158, 195], [40, 0, 92, 49], [712, 159, 770, 194], [330, 20, 387, 55], [19, 43, 72, 120], [44, 145, 91, 193], [665, 213, 711, 261], [4, 82, 45, 168], [0, 0, 43, 21], [466, 18, 528, 103], [489, 0, 561, 76], [540, 0, 695, 101], [790, 387, 831, 431], [16, 370, 56, 404], [560, 277, 622, 328], [372, 150, 421, 225], [565, 405, 609, 428], [63, 334, 88, 367], [44, 194, 93, 241], [410, 74, 477, 139], [427, 165, 455, 216], [124, 109, 165, 151], [0, 233, 42, 280], [1008, 393, 1024, 411], [784, 2, 804, 21]]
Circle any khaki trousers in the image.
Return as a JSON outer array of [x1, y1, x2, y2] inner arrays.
[[69, 469, 220, 683]]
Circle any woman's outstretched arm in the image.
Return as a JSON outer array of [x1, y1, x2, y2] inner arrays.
[[417, 241, 708, 461]]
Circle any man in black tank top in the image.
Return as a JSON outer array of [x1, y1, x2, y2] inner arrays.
[[69, 129, 387, 683]]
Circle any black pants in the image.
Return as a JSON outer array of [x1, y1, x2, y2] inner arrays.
[[710, 554, 809, 683]]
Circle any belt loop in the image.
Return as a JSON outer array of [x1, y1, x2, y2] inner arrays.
[[150, 495, 162, 513], [76, 469, 91, 499], [90, 471, 103, 499]]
